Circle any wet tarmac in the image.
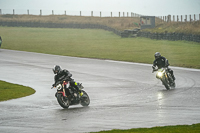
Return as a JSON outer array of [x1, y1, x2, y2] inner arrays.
[[0, 49, 200, 133]]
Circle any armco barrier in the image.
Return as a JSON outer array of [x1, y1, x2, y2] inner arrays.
[[0, 20, 121, 36]]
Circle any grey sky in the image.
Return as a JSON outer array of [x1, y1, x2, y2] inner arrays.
[[0, 0, 199, 16]]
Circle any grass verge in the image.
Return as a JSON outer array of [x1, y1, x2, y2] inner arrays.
[[0, 80, 35, 102], [1, 26, 200, 69], [91, 123, 200, 133]]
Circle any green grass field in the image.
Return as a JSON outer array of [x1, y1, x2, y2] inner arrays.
[[1, 26, 200, 69], [0, 80, 35, 102], [91, 123, 200, 133]]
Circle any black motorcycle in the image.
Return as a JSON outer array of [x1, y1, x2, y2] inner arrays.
[[152, 67, 175, 90], [52, 80, 90, 108]]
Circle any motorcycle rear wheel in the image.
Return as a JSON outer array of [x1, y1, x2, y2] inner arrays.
[[57, 93, 70, 108], [80, 90, 90, 107]]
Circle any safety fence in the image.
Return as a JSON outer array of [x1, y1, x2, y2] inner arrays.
[[0, 9, 199, 23], [161, 14, 200, 22], [0, 9, 142, 18]]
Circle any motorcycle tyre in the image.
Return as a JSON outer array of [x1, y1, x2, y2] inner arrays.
[[171, 81, 176, 88], [80, 90, 90, 107], [161, 78, 171, 90], [57, 93, 70, 109]]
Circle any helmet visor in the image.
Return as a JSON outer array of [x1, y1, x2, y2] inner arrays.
[[155, 55, 160, 59]]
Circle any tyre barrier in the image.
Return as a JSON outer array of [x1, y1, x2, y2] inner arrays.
[[0, 21, 121, 36], [137, 32, 200, 43], [121, 28, 140, 38]]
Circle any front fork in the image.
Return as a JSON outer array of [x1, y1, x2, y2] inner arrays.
[[55, 91, 65, 98], [55, 83, 67, 98]]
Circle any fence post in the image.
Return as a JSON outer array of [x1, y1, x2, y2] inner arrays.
[[65, 11, 66, 15], [190, 14, 191, 22], [13, 9, 15, 15], [199, 14, 200, 21], [52, 10, 54, 15], [185, 15, 187, 22], [194, 14, 196, 21], [123, 12, 124, 17], [0, 9, 1, 15], [173, 15, 175, 21], [40, 10, 42, 16], [127, 12, 128, 17], [27, 10, 29, 15], [91, 11, 93, 17], [181, 15, 182, 22], [80, 11, 81, 16], [119, 12, 120, 17], [177, 15, 179, 22], [111, 12, 112, 17], [100, 11, 101, 17]]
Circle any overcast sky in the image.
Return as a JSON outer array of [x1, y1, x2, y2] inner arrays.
[[0, 0, 200, 17]]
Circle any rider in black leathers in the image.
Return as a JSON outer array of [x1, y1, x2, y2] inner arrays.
[[52, 65, 81, 99], [0, 36, 2, 47], [152, 52, 175, 82]]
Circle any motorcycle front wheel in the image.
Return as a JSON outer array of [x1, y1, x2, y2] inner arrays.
[[57, 93, 70, 108], [80, 90, 90, 107], [161, 78, 171, 90]]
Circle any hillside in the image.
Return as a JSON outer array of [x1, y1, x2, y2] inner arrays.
[[0, 14, 163, 31], [0, 15, 199, 35], [0, 15, 140, 31], [142, 21, 200, 35]]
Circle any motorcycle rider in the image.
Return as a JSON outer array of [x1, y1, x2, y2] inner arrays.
[[52, 65, 82, 100], [0, 36, 2, 47], [152, 52, 175, 84]]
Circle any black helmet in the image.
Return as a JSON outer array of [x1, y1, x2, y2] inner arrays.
[[154, 52, 161, 59], [53, 65, 62, 74]]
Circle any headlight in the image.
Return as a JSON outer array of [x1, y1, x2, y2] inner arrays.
[[56, 84, 62, 90], [157, 72, 163, 77]]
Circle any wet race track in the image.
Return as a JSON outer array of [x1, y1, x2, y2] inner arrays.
[[0, 49, 200, 133]]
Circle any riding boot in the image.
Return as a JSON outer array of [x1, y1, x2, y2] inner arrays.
[[74, 85, 82, 97], [172, 74, 176, 81]]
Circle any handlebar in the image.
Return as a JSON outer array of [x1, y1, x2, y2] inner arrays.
[[152, 68, 158, 73], [52, 77, 72, 89]]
